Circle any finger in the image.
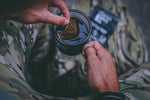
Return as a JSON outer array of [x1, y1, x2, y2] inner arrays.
[[84, 61, 88, 72], [82, 43, 93, 58], [89, 41, 104, 52], [84, 46, 97, 59], [82, 51, 85, 58], [89, 41, 108, 59], [82, 43, 91, 56], [53, 0, 70, 25], [38, 10, 67, 25]]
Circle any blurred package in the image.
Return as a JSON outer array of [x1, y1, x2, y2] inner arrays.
[[89, 6, 119, 45]]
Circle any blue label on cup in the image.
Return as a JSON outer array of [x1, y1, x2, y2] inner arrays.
[[89, 6, 119, 45]]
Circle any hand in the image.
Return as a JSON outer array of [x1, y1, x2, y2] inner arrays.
[[3, 0, 70, 25], [82, 41, 120, 93]]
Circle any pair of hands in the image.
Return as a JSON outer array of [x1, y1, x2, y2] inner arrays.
[[1, 0, 120, 93], [1, 0, 70, 25]]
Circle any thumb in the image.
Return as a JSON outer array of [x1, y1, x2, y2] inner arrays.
[[38, 10, 69, 25], [84, 46, 97, 59]]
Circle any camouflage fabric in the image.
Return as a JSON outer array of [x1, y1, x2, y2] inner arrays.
[[0, 0, 149, 100], [0, 21, 55, 99], [74, 0, 148, 76], [119, 63, 150, 100], [105, 0, 148, 76], [0, 20, 101, 100], [25, 22, 92, 97]]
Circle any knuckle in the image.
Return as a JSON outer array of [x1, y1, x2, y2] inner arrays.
[[94, 41, 99, 44], [86, 47, 94, 54], [105, 51, 112, 58]]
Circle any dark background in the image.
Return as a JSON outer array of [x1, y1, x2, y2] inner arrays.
[[122, 0, 150, 62]]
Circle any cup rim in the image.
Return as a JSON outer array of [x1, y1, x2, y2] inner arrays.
[[54, 9, 92, 46]]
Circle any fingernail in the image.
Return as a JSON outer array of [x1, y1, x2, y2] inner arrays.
[[84, 44, 91, 51], [63, 19, 69, 25]]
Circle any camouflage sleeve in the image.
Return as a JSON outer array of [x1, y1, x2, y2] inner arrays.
[[0, 20, 57, 100], [119, 63, 150, 100]]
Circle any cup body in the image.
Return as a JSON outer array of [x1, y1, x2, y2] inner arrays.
[[54, 9, 92, 56]]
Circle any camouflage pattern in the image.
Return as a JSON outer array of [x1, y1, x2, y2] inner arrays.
[[0, 20, 101, 100], [74, 0, 148, 76], [0, 0, 149, 100], [0, 21, 55, 99], [119, 63, 150, 100], [104, 0, 148, 76]]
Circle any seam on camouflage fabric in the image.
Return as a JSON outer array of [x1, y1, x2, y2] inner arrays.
[[121, 33, 140, 66]]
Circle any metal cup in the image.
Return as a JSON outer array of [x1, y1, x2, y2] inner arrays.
[[53, 9, 92, 56]]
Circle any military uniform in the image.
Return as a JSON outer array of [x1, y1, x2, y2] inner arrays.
[[0, 0, 149, 100]]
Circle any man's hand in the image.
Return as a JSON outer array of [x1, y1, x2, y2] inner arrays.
[[82, 41, 120, 93], [4, 0, 70, 25]]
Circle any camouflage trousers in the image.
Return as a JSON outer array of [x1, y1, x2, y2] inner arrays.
[[0, 0, 149, 100]]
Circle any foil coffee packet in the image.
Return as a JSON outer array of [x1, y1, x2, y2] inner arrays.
[[58, 19, 78, 40]]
